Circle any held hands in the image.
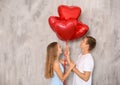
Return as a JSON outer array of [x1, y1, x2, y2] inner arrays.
[[69, 61, 76, 70], [64, 44, 76, 70]]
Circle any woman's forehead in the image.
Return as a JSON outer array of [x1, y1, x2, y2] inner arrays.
[[57, 44, 60, 47]]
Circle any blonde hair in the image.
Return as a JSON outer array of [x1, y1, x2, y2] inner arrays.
[[44, 42, 58, 79]]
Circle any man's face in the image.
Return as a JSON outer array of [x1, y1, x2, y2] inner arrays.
[[80, 38, 89, 50]]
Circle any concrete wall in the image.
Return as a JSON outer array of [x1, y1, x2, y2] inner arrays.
[[0, 0, 120, 85]]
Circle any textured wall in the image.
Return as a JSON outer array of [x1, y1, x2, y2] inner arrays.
[[0, 0, 120, 85]]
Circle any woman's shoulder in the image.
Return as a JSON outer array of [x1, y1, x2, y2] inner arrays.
[[53, 60, 60, 67]]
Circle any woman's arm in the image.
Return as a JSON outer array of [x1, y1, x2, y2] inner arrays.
[[53, 61, 75, 82]]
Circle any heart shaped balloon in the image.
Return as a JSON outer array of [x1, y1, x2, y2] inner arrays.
[[58, 5, 81, 20], [54, 19, 77, 41], [70, 21, 89, 40], [48, 5, 89, 41], [48, 16, 60, 32], [48, 16, 77, 41]]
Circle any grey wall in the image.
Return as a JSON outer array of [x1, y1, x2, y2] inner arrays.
[[0, 0, 120, 85]]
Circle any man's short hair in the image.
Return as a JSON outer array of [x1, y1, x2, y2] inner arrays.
[[85, 36, 96, 51]]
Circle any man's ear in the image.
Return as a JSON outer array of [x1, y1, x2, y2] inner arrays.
[[86, 44, 90, 50]]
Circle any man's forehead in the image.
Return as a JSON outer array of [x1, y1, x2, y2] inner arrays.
[[83, 37, 87, 41]]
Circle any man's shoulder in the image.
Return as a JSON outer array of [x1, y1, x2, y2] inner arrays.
[[86, 53, 93, 58], [85, 54, 94, 61]]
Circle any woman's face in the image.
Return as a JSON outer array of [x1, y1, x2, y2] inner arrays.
[[57, 44, 62, 55]]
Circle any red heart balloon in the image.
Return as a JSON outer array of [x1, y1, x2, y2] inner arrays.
[[58, 5, 81, 20], [48, 16, 60, 32], [54, 19, 77, 41], [70, 21, 89, 40], [48, 16, 77, 41]]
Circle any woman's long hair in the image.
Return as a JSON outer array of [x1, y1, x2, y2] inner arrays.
[[44, 42, 58, 79]]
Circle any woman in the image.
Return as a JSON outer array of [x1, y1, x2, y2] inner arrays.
[[44, 42, 75, 85]]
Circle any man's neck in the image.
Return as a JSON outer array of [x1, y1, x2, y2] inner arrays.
[[82, 49, 90, 55]]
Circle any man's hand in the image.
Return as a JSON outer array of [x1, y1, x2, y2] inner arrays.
[[69, 61, 76, 70]]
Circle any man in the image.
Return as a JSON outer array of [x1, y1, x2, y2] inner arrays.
[[65, 36, 96, 85]]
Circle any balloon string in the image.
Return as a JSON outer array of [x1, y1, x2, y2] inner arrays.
[[63, 57, 66, 85], [64, 41, 69, 85], [66, 40, 68, 45]]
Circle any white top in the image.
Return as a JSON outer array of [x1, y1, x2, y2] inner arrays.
[[73, 53, 94, 85]]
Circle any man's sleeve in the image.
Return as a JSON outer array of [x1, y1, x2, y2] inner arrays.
[[83, 57, 94, 71]]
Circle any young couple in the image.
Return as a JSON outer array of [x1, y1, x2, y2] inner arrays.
[[45, 36, 96, 85]]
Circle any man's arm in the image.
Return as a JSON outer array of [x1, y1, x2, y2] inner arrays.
[[72, 67, 91, 82]]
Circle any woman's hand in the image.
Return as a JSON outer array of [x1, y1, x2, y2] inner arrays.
[[64, 44, 69, 57], [64, 44, 71, 64]]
